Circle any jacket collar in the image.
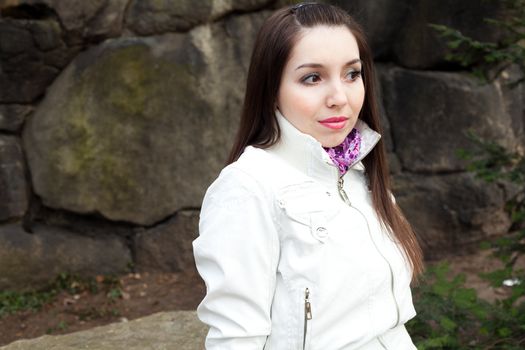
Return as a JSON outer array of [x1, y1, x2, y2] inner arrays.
[[267, 109, 381, 179]]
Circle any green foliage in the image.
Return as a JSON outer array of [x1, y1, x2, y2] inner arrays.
[[458, 132, 525, 259], [0, 273, 123, 318], [106, 287, 123, 301], [457, 132, 525, 185], [53, 272, 100, 295], [46, 320, 68, 334], [409, 128, 525, 348], [429, 0, 525, 83], [411, 2, 525, 332], [75, 306, 120, 322], [407, 262, 525, 349], [0, 290, 57, 317]]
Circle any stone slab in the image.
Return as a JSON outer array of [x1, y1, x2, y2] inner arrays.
[[379, 65, 522, 173], [0, 222, 131, 291], [134, 210, 199, 273], [0, 311, 207, 350]]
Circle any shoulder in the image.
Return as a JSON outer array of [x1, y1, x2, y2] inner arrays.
[[200, 148, 284, 232], [203, 147, 277, 206], [231, 146, 279, 177], [215, 146, 288, 188], [204, 145, 310, 208]]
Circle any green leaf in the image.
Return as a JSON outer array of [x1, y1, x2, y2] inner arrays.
[[439, 316, 457, 331], [453, 288, 477, 309], [479, 241, 492, 250], [497, 327, 512, 337]]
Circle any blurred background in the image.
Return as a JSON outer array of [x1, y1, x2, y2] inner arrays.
[[0, 0, 524, 348]]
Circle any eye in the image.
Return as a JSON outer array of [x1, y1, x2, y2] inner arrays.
[[345, 69, 362, 81], [300, 73, 321, 85]]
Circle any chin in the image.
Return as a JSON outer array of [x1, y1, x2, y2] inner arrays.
[[320, 135, 347, 148]]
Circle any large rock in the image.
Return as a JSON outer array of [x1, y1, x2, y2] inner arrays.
[[392, 0, 508, 69], [0, 0, 130, 103], [48, 0, 127, 41], [0, 135, 28, 221], [0, 17, 79, 103], [0, 222, 131, 291], [379, 65, 523, 173], [0, 104, 33, 132], [393, 172, 512, 259], [375, 65, 394, 152], [500, 65, 525, 146], [125, 0, 272, 35], [0, 0, 128, 42], [0, 311, 207, 350], [134, 210, 199, 273], [22, 11, 269, 226], [334, 0, 411, 59]]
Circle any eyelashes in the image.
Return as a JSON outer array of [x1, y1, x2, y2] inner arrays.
[[300, 69, 362, 85], [301, 73, 321, 84], [347, 70, 362, 80]]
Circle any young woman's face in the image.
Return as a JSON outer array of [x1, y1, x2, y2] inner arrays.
[[277, 25, 365, 147]]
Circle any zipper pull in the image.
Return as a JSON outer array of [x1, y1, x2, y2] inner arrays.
[[337, 177, 351, 205], [305, 288, 312, 320]]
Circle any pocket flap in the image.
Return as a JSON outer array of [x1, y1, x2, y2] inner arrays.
[[277, 182, 340, 242]]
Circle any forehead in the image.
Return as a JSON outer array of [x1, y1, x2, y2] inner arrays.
[[287, 25, 360, 66]]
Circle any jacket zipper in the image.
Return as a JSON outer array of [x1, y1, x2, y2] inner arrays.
[[303, 287, 312, 350], [337, 177, 351, 205], [337, 175, 401, 329]]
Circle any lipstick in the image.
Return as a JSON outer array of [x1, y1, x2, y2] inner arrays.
[[319, 116, 348, 130]]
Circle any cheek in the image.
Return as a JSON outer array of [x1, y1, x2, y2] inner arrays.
[[280, 84, 318, 116], [351, 82, 366, 111]]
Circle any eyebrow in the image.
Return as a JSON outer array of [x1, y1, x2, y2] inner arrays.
[[295, 58, 362, 70]]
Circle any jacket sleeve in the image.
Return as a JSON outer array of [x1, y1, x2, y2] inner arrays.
[[193, 166, 280, 349]]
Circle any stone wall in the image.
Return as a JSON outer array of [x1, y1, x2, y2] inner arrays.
[[0, 0, 523, 290]]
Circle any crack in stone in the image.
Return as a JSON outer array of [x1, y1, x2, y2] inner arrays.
[[1, 3, 56, 20]]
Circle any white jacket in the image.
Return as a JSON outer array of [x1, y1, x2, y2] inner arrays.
[[193, 110, 417, 350]]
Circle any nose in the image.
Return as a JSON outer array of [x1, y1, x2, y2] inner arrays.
[[325, 81, 347, 108]]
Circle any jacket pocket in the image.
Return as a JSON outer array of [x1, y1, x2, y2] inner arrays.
[[277, 183, 340, 244]]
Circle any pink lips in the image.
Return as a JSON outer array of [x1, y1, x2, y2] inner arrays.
[[319, 116, 349, 130]]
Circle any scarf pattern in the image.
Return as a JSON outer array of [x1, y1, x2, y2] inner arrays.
[[323, 128, 362, 175]]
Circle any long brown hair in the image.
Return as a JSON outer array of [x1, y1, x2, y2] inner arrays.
[[227, 3, 424, 278]]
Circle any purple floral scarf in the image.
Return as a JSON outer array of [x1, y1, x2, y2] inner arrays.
[[323, 128, 362, 175]]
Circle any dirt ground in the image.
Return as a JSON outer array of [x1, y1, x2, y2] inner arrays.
[[0, 250, 522, 347], [0, 270, 206, 347]]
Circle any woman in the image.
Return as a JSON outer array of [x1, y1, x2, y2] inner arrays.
[[193, 3, 424, 349]]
